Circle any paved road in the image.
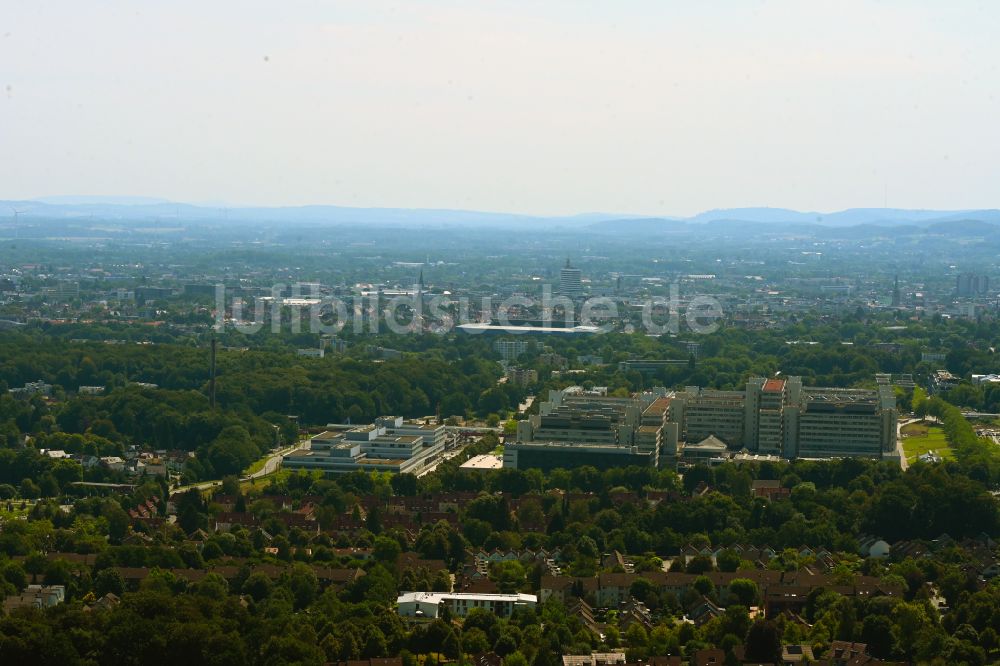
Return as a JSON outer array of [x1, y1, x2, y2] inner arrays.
[[417, 447, 468, 478], [896, 418, 919, 470], [251, 440, 306, 479], [173, 440, 307, 493]]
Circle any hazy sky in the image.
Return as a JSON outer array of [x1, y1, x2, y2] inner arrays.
[[2, 1, 999, 216]]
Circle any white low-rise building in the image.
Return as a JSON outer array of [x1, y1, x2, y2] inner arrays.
[[460, 454, 504, 472], [397, 591, 537, 619], [282, 416, 447, 475]]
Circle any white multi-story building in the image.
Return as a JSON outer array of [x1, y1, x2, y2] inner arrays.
[[397, 592, 537, 619], [282, 416, 446, 475]]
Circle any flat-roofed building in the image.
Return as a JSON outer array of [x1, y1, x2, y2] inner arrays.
[[560, 259, 583, 298], [671, 388, 746, 447], [503, 441, 655, 472], [513, 386, 668, 468], [617, 359, 690, 374], [506, 366, 538, 386], [561, 654, 627, 666], [793, 384, 897, 459], [460, 454, 504, 472], [664, 376, 897, 462], [494, 338, 531, 361], [282, 417, 446, 475], [397, 591, 536, 619]]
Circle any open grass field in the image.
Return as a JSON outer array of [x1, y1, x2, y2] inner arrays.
[[901, 421, 955, 463]]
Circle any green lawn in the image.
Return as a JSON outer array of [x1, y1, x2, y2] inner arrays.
[[0, 504, 32, 522], [243, 456, 268, 476], [239, 468, 290, 494], [901, 422, 955, 463]]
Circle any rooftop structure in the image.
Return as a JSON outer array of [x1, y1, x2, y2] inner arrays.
[[460, 454, 504, 472]]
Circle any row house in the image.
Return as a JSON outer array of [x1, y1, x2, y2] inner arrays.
[[541, 570, 900, 612]]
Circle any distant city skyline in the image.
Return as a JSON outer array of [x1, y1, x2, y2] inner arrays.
[[2, 1, 999, 216]]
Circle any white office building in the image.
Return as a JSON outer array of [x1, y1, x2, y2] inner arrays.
[[282, 416, 446, 475]]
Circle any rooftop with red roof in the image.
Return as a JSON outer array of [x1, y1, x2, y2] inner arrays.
[[763, 378, 786, 392]]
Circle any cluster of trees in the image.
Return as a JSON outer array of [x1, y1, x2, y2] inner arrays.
[[4, 449, 1000, 663], [924, 395, 1000, 485], [0, 328, 511, 426], [0, 328, 511, 484]]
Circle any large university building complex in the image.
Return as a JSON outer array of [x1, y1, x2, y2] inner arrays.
[[665, 376, 898, 462], [504, 376, 898, 471], [504, 386, 667, 471], [282, 416, 447, 475]]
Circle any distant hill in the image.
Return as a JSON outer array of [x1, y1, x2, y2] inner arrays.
[[590, 207, 1000, 236], [2, 198, 999, 232], [683, 207, 999, 228], [924, 219, 1000, 236]]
